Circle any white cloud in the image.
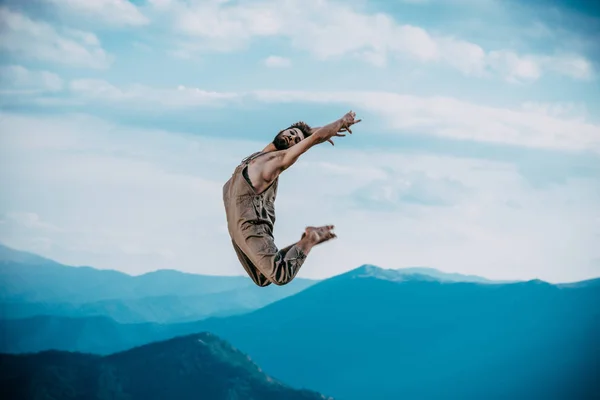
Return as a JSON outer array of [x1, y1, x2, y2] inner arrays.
[[520, 102, 589, 119], [43, 0, 148, 27], [0, 65, 64, 93], [69, 79, 130, 99], [487, 51, 594, 83], [544, 54, 594, 80], [0, 7, 113, 69], [253, 90, 600, 153], [149, 0, 593, 82], [11, 78, 600, 153], [2, 212, 62, 232], [487, 50, 542, 83], [147, 0, 176, 10], [264, 55, 291, 68], [352, 171, 470, 209], [158, 0, 448, 66], [436, 37, 487, 76], [1, 112, 598, 283], [67, 79, 240, 108]]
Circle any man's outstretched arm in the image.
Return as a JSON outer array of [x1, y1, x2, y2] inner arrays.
[[261, 111, 360, 182]]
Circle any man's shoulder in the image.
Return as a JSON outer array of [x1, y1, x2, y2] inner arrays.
[[241, 151, 263, 164], [243, 150, 282, 165]]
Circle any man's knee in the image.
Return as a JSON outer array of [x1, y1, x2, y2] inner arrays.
[[253, 278, 272, 288], [244, 235, 297, 285], [253, 257, 286, 285], [266, 258, 298, 286], [271, 276, 291, 286]]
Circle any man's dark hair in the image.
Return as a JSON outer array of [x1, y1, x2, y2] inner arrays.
[[273, 121, 313, 150]]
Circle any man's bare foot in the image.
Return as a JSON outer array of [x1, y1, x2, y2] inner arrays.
[[304, 225, 336, 246], [295, 225, 336, 255]]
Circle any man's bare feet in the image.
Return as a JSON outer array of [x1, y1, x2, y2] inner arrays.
[[304, 225, 336, 246]]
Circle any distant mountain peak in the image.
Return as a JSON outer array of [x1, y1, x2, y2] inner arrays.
[[0, 243, 59, 265], [340, 264, 438, 282], [338, 264, 506, 284], [527, 278, 549, 285], [118, 331, 258, 366], [351, 264, 380, 275]]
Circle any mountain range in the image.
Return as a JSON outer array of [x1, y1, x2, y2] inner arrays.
[[1, 332, 333, 400], [0, 243, 317, 322], [1, 244, 598, 399]]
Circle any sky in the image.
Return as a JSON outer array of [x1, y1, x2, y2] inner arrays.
[[0, 0, 599, 283]]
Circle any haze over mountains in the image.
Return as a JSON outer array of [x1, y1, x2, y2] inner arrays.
[[1, 244, 598, 399]]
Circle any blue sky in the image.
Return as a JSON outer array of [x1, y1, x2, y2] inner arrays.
[[0, 0, 599, 283]]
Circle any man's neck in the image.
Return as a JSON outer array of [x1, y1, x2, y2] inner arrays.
[[262, 143, 277, 152]]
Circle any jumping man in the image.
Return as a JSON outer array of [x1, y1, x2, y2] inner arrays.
[[222, 111, 362, 287]]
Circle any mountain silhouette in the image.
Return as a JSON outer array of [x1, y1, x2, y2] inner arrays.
[[1, 332, 333, 400], [0, 243, 317, 322]]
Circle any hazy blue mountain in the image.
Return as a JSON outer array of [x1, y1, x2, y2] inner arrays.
[[0, 243, 276, 303], [338, 264, 514, 284], [0, 315, 168, 354], [0, 243, 317, 322], [557, 277, 600, 288], [2, 264, 598, 399], [0, 244, 61, 266], [193, 266, 599, 399], [1, 332, 333, 400], [0, 283, 314, 323]]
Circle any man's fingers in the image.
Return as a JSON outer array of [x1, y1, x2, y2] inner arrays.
[[327, 139, 335, 146], [354, 119, 362, 124]]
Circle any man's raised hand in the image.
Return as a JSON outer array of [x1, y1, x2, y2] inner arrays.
[[339, 110, 361, 134], [325, 110, 362, 146]]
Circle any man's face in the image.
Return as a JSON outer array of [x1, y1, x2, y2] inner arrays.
[[281, 128, 304, 148], [278, 127, 305, 148]]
